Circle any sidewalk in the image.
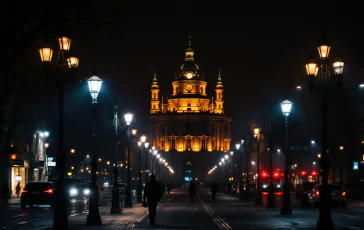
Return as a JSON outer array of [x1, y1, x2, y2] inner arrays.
[[18, 203, 149, 230]]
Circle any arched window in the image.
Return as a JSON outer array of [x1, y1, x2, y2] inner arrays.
[[218, 93, 221, 98], [200, 87, 203, 93], [176, 87, 179, 93], [188, 103, 191, 107], [153, 93, 156, 99], [153, 105, 156, 109]]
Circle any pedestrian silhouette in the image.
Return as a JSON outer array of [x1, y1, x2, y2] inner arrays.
[[143, 174, 162, 225], [211, 181, 218, 200], [189, 180, 197, 203], [16, 182, 21, 198], [166, 184, 171, 194]]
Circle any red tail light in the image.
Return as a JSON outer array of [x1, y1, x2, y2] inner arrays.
[[21, 189, 28, 194], [44, 189, 53, 194], [342, 192, 346, 196], [315, 191, 319, 196]]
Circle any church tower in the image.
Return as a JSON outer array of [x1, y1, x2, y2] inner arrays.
[[214, 69, 224, 114], [150, 70, 160, 114]]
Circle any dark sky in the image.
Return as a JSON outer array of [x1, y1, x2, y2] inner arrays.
[[12, 1, 364, 163]]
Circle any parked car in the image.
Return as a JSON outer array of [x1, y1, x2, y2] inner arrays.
[[296, 182, 316, 200], [345, 182, 364, 200], [308, 184, 347, 208], [21, 182, 55, 208]]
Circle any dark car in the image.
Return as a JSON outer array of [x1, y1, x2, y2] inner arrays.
[[345, 182, 364, 200], [296, 182, 316, 200], [21, 182, 55, 208]]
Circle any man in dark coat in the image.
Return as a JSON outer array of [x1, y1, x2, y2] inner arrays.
[[211, 181, 218, 200], [143, 175, 161, 225]]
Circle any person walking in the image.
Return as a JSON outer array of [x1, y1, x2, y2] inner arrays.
[[143, 175, 162, 225], [211, 181, 218, 201], [15, 182, 21, 198], [189, 180, 197, 204]]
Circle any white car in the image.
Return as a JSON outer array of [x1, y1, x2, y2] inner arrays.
[[308, 184, 346, 208]]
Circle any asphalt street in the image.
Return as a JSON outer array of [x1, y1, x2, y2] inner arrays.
[[131, 187, 364, 230], [0, 188, 113, 229]]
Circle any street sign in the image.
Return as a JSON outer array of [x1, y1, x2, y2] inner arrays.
[[353, 162, 359, 170], [289, 146, 308, 151], [47, 157, 56, 166], [12, 160, 24, 167]]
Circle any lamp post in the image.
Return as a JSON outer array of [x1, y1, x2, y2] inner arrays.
[[235, 142, 244, 199], [339, 146, 344, 183], [124, 113, 134, 208], [152, 150, 158, 175], [39, 33, 79, 229], [254, 127, 263, 205], [110, 103, 121, 213], [137, 141, 143, 203], [156, 154, 160, 179], [305, 34, 343, 229], [144, 142, 150, 182], [267, 134, 276, 208], [224, 155, 229, 186], [280, 99, 293, 215], [86, 74, 103, 225], [230, 151, 234, 183]]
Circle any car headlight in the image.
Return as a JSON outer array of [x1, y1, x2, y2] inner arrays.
[[277, 184, 281, 188], [83, 189, 90, 195], [263, 184, 267, 188], [70, 188, 78, 196]]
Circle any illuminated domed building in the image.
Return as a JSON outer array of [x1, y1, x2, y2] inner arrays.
[[149, 36, 232, 183]]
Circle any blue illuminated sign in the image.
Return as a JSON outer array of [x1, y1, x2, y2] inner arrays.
[[353, 162, 359, 170], [184, 177, 191, 182]]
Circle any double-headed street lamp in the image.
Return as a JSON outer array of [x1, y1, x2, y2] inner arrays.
[[305, 34, 344, 229], [39, 32, 79, 229], [280, 99, 293, 215], [253, 127, 263, 205], [86, 74, 103, 225]]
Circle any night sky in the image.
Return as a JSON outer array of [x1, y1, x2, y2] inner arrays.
[[11, 1, 364, 164]]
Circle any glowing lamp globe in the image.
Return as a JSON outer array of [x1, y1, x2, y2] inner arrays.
[[281, 99, 293, 118], [87, 75, 103, 103]]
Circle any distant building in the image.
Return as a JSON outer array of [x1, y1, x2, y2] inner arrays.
[[148, 35, 232, 183]]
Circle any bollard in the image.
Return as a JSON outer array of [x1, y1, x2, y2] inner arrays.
[[301, 193, 309, 209]]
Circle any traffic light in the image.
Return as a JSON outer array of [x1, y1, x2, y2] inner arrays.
[[311, 170, 318, 175], [300, 170, 306, 176], [273, 172, 279, 177], [11, 154, 17, 160], [261, 171, 268, 177]]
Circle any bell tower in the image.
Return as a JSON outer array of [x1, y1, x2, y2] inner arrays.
[[214, 69, 224, 114], [150, 70, 160, 114]]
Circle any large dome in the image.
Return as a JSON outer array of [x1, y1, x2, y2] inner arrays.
[[174, 36, 204, 81]]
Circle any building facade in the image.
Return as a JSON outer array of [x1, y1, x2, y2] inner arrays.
[[149, 37, 232, 183]]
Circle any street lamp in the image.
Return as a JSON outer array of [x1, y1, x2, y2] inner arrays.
[[137, 140, 143, 203], [305, 34, 343, 229], [39, 32, 80, 229], [280, 99, 293, 215], [152, 150, 158, 174], [86, 73, 103, 225], [253, 127, 263, 205], [144, 142, 150, 182], [124, 112, 135, 208], [339, 146, 344, 183], [230, 151, 234, 183], [70, 149, 75, 154]]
